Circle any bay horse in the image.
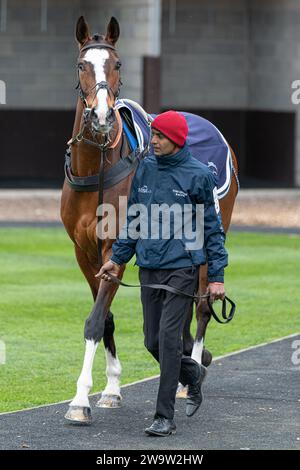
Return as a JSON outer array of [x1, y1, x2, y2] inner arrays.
[[61, 16, 239, 424]]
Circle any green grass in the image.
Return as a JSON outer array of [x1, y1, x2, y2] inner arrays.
[[0, 228, 299, 413]]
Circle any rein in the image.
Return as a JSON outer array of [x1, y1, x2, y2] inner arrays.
[[69, 41, 126, 267], [106, 275, 236, 324], [68, 106, 122, 149], [68, 105, 123, 267]]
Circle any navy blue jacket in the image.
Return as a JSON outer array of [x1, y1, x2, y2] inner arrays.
[[111, 145, 228, 282]]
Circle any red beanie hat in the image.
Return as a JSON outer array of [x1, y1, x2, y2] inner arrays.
[[151, 110, 188, 147]]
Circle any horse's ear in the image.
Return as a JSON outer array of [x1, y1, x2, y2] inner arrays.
[[76, 16, 91, 47], [105, 17, 120, 46]]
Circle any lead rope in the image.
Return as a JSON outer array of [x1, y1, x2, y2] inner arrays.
[[97, 139, 108, 268], [106, 275, 236, 324]]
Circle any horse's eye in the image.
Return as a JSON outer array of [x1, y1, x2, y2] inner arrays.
[[115, 61, 122, 70], [78, 63, 85, 72]]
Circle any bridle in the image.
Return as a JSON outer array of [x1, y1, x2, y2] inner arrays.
[[70, 40, 123, 149], [69, 40, 124, 266], [77, 41, 122, 107], [77, 80, 121, 111]]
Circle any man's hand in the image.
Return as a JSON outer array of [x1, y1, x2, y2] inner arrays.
[[95, 260, 123, 282], [206, 282, 225, 303]]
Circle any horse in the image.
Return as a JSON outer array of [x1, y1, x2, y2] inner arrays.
[[61, 16, 239, 424]]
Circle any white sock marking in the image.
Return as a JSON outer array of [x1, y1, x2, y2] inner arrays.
[[102, 348, 122, 397], [70, 340, 99, 408], [191, 338, 204, 365]]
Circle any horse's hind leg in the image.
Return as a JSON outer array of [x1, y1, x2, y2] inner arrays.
[[96, 310, 122, 408], [176, 304, 194, 398], [190, 147, 238, 365], [192, 264, 212, 366], [178, 148, 238, 400], [182, 301, 212, 366], [177, 269, 212, 399], [189, 148, 238, 364]]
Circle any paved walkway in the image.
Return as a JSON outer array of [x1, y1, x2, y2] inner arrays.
[[0, 335, 299, 450]]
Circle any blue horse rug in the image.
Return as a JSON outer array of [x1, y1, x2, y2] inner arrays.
[[116, 99, 233, 199]]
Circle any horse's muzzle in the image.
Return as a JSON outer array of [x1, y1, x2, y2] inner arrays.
[[90, 107, 114, 135]]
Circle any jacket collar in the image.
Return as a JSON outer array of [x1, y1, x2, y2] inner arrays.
[[155, 144, 190, 167]]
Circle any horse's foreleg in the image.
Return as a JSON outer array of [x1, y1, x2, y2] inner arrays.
[[65, 274, 123, 425], [96, 310, 122, 408], [64, 338, 98, 424], [176, 267, 212, 399]]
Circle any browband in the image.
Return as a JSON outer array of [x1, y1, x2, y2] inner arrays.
[[80, 42, 116, 54]]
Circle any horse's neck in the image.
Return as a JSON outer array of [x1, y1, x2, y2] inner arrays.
[[71, 99, 126, 177]]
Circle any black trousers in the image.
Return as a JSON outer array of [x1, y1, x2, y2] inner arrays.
[[139, 266, 200, 420]]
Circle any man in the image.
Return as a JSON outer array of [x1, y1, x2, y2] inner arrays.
[[97, 110, 227, 437]]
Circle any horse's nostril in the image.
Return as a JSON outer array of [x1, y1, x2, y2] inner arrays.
[[107, 108, 114, 120], [91, 108, 97, 118]]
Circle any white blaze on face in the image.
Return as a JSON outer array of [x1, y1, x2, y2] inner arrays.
[[84, 49, 109, 126]]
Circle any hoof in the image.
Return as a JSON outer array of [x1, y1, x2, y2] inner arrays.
[[96, 394, 122, 408], [176, 383, 188, 399], [202, 348, 213, 368], [64, 406, 92, 425]]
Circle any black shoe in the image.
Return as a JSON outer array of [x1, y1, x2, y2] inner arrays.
[[145, 417, 177, 437], [186, 364, 207, 417]]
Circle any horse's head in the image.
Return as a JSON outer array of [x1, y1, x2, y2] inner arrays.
[[76, 16, 122, 136]]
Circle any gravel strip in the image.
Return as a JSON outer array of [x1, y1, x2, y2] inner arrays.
[[0, 189, 299, 228]]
